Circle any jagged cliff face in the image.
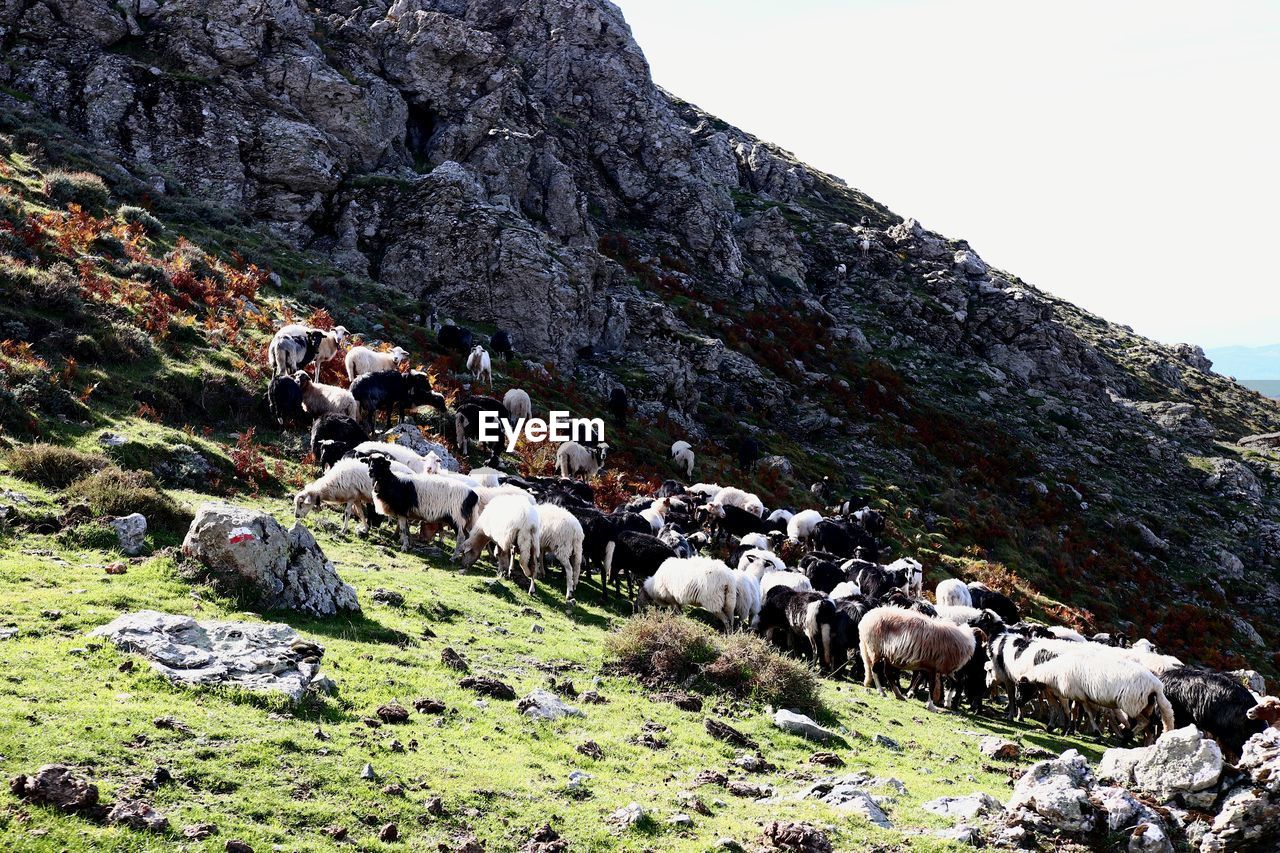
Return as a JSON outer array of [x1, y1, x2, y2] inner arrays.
[[6, 0, 1280, 657]]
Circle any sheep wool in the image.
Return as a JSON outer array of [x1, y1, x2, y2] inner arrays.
[[638, 556, 738, 632]]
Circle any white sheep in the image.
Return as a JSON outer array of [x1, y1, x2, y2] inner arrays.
[[502, 388, 532, 422], [365, 457, 480, 551], [738, 532, 771, 551], [473, 483, 537, 515], [344, 345, 409, 382], [467, 345, 492, 385], [640, 496, 679, 534], [732, 569, 763, 630], [421, 451, 443, 474], [535, 503, 584, 604], [766, 508, 794, 525], [637, 556, 738, 632], [466, 466, 506, 488], [270, 324, 347, 378], [670, 440, 695, 478], [932, 604, 993, 626], [556, 441, 608, 480], [935, 578, 973, 608], [1130, 638, 1159, 654], [459, 494, 541, 592], [759, 571, 813, 597], [1021, 654, 1175, 740], [686, 483, 724, 502], [710, 486, 764, 518], [350, 441, 428, 473], [293, 457, 411, 534], [296, 372, 359, 420], [786, 509, 823, 543], [1048, 626, 1087, 642], [828, 581, 861, 600], [738, 548, 785, 580]]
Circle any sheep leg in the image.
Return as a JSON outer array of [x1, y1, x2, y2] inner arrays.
[[397, 518, 411, 551], [925, 674, 941, 712]]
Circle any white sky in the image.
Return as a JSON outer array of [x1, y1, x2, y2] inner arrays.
[[617, 0, 1280, 349]]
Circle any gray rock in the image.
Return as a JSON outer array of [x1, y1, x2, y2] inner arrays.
[[923, 792, 1003, 822], [668, 813, 693, 827], [759, 455, 793, 477], [818, 785, 892, 828], [608, 802, 645, 827], [1204, 458, 1263, 503], [1129, 726, 1223, 803], [517, 689, 583, 721], [1005, 749, 1095, 834], [98, 432, 127, 447], [874, 734, 902, 751], [108, 512, 147, 555], [931, 826, 983, 846], [772, 709, 839, 742], [979, 736, 1020, 760], [90, 610, 331, 703], [1229, 670, 1267, 695], [181, 503, 359, 616], [954, 249, 988, 278], [107, 800, 168, 833], [383, 425, 460, 471]]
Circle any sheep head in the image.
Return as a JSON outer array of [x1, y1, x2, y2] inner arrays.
[[1247, 696, 1280, 726]]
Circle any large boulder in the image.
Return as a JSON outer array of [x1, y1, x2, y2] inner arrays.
[[107, 512, 147, 555], [1100, 726, 1223, 805], [181, 502, 359, 616], [91, 610, 332, 703]]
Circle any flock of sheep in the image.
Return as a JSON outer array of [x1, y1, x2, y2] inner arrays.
[[263, 319, 1280, 760]]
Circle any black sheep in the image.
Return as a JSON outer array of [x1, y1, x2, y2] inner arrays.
[[709, 504, 769, 543], [738, 436, 760, 471], [309, 413, 368, 471], [267, 375, 306, 428], [756, 588, 839, 671], [881, 588, 937, 616], [810, 519, 857, 557], [655, 479, 686, 498], [579, 511, 650, 595], [607, 387, 628, 427], [798, 555, 844, 594], [853, 507, 885, 539], [855, 563, 913, 602], [489, 330, 514, 359], [830, 595, 873, 679], [605, 531, 677, 600], [947, 631, 990, 713], [966, 582, 1020, 625], [438, 323, 473, 353], [1160, 667, 1270, 760], [351, 370, 447, 431]]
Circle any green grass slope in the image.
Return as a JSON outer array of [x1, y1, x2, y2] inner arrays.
[[0, 471, 1104, 852]]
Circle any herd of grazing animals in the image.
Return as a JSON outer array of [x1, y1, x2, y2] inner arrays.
[[264, 319, 1280, 759]]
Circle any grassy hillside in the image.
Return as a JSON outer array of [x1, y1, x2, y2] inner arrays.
[[0, 467, 1104, 852]]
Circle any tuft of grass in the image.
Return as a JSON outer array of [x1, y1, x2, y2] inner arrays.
[[605, 612, 823, 712], [116, 204, 163, 235], [41, 170, 110, 211], [5, 443, 109, 489], [64, 466, 192, 536]]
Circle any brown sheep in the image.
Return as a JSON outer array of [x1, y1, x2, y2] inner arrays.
[[858, 606, 978, 711]]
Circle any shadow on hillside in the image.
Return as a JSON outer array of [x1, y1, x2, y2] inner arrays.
[[282, 611, 417, 648]]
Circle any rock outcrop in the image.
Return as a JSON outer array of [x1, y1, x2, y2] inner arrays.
[[181, 502, 359, 616], [90, 610, 333, 702]]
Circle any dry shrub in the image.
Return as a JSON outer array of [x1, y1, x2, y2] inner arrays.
[[65, 466, 192, 536], [605, 612, 823, 713], [705, 632, 822, 713], [604, 611, 719, 684], [6, 443, 108, 488], [42, 171, 109, 211]]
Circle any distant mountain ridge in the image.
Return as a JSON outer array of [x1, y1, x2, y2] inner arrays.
[[1206, 344, 1280, 382]]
